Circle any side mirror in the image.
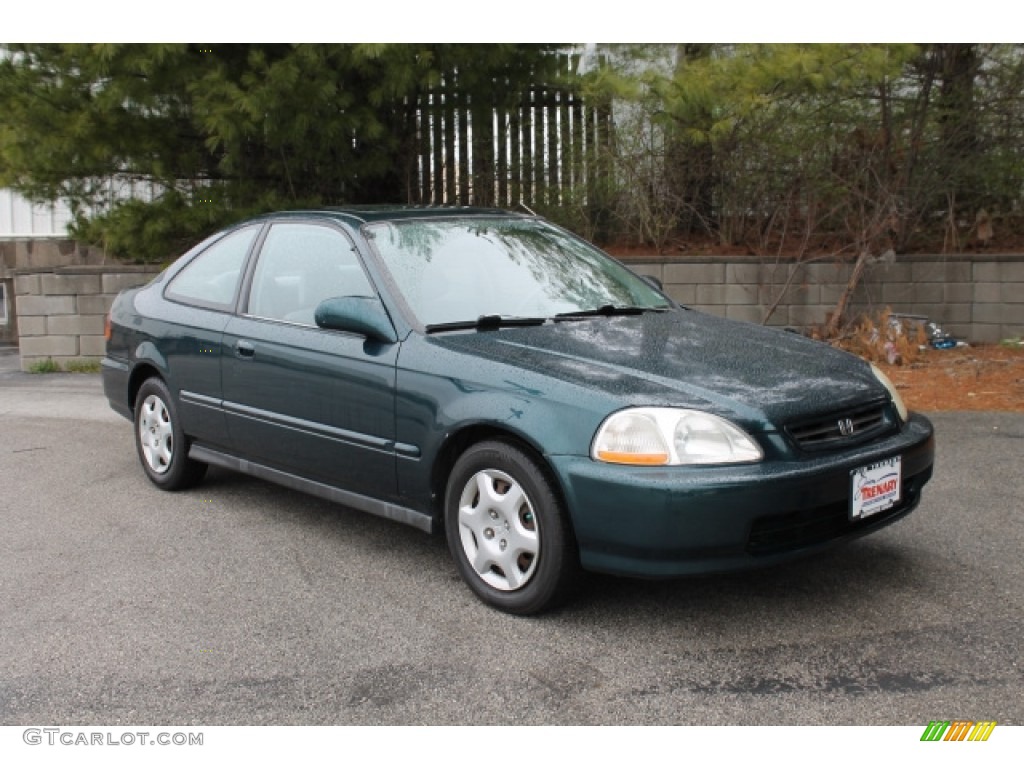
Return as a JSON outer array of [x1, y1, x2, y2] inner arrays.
[[315, 297, 397, 343]]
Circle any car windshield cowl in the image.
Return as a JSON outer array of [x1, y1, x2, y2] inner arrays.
[[554, 305, 670, 321], [424, 314, 548, 334]]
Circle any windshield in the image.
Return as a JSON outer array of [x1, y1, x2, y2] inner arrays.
[[363, 217, 669, 327]]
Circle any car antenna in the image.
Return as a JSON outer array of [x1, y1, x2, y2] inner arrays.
[[516, 203, 538, 217]]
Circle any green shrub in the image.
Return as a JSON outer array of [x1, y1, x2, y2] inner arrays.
[[64, 359, 102, 373], [27, 358, 62, 373]]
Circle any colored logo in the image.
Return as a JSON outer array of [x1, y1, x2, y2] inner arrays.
[[854, 471, 899, 503], [920, 720, 996, 742]]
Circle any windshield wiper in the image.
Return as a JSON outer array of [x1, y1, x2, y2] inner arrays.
[[554, 304, 668, 321], [425, 314, 547, 334]]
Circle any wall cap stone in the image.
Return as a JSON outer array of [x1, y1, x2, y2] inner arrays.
[[616, 252, 1024, 265], [12, 264, 161, 276]]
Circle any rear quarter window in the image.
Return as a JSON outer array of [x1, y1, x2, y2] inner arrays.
[[165, 226, 259, 310]]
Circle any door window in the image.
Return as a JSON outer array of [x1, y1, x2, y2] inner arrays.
[[246, 223, 373, 325]]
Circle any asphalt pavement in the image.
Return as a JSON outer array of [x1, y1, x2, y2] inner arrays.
[[0, 359, 1021, 725]]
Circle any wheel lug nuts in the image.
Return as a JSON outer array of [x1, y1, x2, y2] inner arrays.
[[489, 510, 499, 519], [500, 540, 507, 551], [483, 528, 494, 539]]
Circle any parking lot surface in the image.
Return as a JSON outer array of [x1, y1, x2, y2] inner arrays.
[[1, 364, 1021, 725]]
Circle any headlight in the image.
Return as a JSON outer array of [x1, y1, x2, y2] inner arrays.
[[870, 363, 909, 423], [592, 407, 763, 466]]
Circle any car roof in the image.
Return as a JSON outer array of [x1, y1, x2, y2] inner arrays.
[[257, 206, 531, 228]]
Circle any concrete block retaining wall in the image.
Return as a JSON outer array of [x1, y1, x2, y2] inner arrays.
[[629, 254, 1024, 344], [1, 238, 107, 345], [13, 266, 160, 371], [7, 248, 1024, 370]]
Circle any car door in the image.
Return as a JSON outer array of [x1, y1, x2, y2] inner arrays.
[[221, 220, 399, 499]]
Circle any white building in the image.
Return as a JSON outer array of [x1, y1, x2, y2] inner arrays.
[[0, 188, 74, 238]]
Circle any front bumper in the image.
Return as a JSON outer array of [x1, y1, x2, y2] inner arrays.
[[550, 413, 934, 577]]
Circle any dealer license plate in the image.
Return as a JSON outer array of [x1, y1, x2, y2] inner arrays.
[[850, 456, 902, 520]]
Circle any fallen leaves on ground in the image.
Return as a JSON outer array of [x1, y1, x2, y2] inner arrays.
[[878, 344, 1024, 412]]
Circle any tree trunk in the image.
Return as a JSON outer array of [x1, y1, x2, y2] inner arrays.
[[825, 249, 872, 337]]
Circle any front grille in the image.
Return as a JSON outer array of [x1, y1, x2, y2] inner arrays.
[[745, 470, 929, 556], [786, 403, 892, 452]]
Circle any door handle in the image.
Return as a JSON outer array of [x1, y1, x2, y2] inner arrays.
[[235, 340, 255, 359]]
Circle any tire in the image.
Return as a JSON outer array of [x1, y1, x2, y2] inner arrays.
[[444, 440, 580, 615], [134, 377, 207, 491]]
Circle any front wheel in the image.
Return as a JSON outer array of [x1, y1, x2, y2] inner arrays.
[[134, 377, 207, 490], [444, 440, 580, 615]]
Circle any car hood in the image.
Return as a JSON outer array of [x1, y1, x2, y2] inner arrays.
[[425, 309, 887, 428]]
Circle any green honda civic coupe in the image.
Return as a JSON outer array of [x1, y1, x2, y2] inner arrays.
[[102, 207, 935, 614]]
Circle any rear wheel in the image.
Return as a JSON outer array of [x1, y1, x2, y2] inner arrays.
[[445, 440, 580, 614], [134, 377, 207, 490]]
